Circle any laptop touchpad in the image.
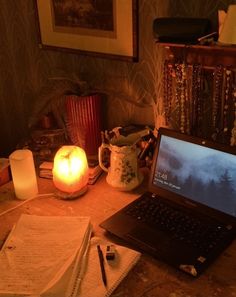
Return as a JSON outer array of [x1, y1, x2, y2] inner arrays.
[[126, 225, 171, 254]]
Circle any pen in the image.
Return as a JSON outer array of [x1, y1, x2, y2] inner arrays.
[[97, 244, 107, 287]]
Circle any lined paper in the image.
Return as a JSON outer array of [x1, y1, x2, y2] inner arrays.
[[0, 215, 91, 296]]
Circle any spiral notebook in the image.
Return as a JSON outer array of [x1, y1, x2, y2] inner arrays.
[[78, 237, 141, 297], [44, 237, 141, 297], [0, 214, 140, 297], [0, 214, 92, 296]]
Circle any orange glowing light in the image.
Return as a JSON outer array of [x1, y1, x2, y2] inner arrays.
[[53, 146, 89, 198]]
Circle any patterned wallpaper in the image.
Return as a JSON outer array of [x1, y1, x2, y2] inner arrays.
[[0, 0, 235, 156]]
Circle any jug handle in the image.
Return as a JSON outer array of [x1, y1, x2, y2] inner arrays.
[[98, 143, 110, 172]]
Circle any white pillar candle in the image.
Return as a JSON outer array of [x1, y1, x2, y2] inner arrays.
[[9, 149, 38, 200]]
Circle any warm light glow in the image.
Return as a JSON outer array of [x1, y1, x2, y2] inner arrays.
[[9, 149, 38, 200], [53, 146, 89, 196], [218, 5, 236, 45]]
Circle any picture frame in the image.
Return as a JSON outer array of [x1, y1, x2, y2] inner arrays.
[[35, 0, 138, 62]]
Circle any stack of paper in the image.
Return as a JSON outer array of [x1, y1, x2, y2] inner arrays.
[[0, 215, 91, 296], [0, 214, 141, 297], [39, 161, 103, 184]]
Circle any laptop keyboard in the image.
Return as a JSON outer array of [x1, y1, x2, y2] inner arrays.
[[125, 193, 231, 255]]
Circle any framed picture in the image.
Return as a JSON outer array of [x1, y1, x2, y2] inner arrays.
[[35, 0, 138, 62]]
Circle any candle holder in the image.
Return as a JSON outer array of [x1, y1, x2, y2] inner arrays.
[[53, 145, 89, 199]]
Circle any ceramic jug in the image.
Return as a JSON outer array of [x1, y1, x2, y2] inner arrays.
[[98, 142, 143, 191]]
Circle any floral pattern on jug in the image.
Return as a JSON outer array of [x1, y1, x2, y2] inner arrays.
[[120, 159, 136, 185]]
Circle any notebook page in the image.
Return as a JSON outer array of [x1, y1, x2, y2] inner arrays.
[[0, 214, 91, 296], [78, 237, 141, 297]]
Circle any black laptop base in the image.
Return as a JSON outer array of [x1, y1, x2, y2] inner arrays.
[[100, 192, 236, 277]]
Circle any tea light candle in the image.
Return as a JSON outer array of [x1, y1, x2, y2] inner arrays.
[[9, 149, 38, 200], [53, 145, 89, 199]]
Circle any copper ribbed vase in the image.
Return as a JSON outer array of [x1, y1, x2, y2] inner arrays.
[[66, 94, 102, 156]]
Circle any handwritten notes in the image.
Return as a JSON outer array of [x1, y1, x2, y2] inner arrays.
[[0, 214, 91, 296]]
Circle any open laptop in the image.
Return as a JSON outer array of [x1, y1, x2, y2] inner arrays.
[[100, 127, 236, 276]]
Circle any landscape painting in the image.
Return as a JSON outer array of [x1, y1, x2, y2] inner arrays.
[[51, 0, 116, 38], [35, 0, 137, 61]]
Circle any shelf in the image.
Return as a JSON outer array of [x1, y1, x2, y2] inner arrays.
[[157, 42, 236, 68], [157, 42, 236, 51]]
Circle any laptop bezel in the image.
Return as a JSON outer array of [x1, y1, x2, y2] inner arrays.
[[148, 127, 236, 226]]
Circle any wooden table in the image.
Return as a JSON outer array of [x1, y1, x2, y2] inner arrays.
[[0, 173, 236, 297]]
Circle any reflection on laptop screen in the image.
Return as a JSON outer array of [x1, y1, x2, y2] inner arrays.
[[153, 135, 236, 218]]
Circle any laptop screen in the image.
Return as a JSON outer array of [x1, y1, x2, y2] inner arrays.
[[152, 133, 236, 218]]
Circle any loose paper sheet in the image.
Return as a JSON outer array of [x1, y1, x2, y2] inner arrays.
[[0, 214, 91, 296]]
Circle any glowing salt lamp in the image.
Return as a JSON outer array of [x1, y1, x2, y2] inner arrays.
[[53, 145, 89, 199]]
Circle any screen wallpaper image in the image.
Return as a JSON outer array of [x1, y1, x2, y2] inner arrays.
[[154, 135, 236, 217]]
